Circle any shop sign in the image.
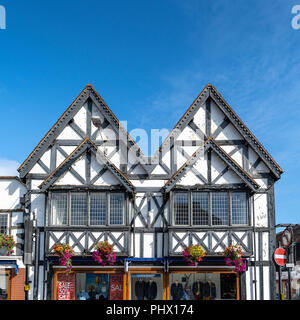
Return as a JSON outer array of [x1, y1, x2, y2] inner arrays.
[[57, 273, 75, 300], [109, 274, 123, 300]]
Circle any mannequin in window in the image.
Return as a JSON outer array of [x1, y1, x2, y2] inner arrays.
[[135, 278, 145, 300], [192, 281, 204, 300], [171, 280, 184, 300], [144, 278, 157, 300]]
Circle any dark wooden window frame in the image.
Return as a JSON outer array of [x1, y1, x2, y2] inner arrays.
[[172, 190, 250, 227], [48, 191, 127, 227]]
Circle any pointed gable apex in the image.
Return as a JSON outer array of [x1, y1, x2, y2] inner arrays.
[[39, 138, 135, 192], [164, 137, 260, 192], [157, 84, 283, 179], [18, 84, 145, 178]]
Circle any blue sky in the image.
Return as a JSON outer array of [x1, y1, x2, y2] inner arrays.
[[0, 0, 299, 226]]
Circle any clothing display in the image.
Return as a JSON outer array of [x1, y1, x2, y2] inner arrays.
[[192, 281, 204, 298], [170, 282, 184, 300], [135, 280, 146, 300], [144, 280, 157, 300], [203, 281, 210, 298]]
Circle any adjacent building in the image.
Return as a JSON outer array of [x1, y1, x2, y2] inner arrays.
[[0, 84, 283, 300]]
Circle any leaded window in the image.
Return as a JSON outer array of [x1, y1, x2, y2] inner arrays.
[[212, 192, 229, 225], [0, 214, 8, 234], [90, 193, 106, 225], [50, 192, 125, 226], [71, 193, 87, 226], [192, 192, 209, 225], [174, 193, 189, 225], [231, 192, 247, 225], [173, 191, 248, 226], [52, 193, 67, 225]]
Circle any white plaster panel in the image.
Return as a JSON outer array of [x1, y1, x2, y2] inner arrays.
[[73, 104, 87, 134], [40, 148, 51, 169], [56, 125, 82, 140], [215, 123, 243, 141], [253, 193, 268, 228], [29, 162, 47, 174], [31, 193, 45, 227], [143, 233, 154, 258], [193, 104, 206, 133], [177, 126, 201, 141], [210, 100, 226, 134], [262, 232, 269, 261], [94, 170, 119, 186], [55, 171, 83, 185], [0, 179, 26, 210]]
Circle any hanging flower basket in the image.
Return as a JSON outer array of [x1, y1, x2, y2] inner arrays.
[[92, 241, 116, 266], [182, 245, 206, 267], [52, 243, 74, 273], [222, 244, 246, 272], [0, 233, 16, 256]]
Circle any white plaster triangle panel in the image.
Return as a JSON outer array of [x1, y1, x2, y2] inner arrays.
[[88, 232, 104, 248], [211, 152, 227, 181], [56, 148, 67, 167], [215, 122, 243, 141], [91, 103, 105, 136], [211, 236, 217, 248], [98, 145, 115, 158], [176, 149, 189, 168], [211, 152, 242, 184], [60, 146, 77, 157], [73, 104, 87, 135], [151, 165, 168, 175], [40, 148, 51, 170], [135, 214, 145, 227], [109, 150, 121, 168], [93, 170, 120, 186], [53, 232, 66, 243], [210, 99, 227, 135], [221, 145, 243, 168], [56, 124, 82, 140], [193, 104, 206, 133], [162, 151, 170, 169], [177, 170, 204, 186], [55, 170, 83, 185], [193, 152, 208, 180], [101, 124, 117, 141], [144, 233, 154, 258], [49, 237, 55, 249], [90, 154, 105, 180], [217, 169, 243, 184], [70, 155, 86, 181], [177, 126, 201, 141], [29, 162, 48, 174]]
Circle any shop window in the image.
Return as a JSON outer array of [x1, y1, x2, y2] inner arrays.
[[131, 274, 163, 300], [56, 272, 124, 300], [0, 214, 8, 234], [169, 272, 237, 300], [0, 271, 9, 300]]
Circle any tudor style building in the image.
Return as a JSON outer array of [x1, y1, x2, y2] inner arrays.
[[3, 83, 282, 300]]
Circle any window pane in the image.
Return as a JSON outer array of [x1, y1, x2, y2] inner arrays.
[[0, 214, 8, 234], [174, 193, 189, 225], [110, 193, 124, 225], [212, 192, 228, 225], [232, 193, 247, 225], [71, 193, 87, 226], [192, 192, 209, 225], [90, 193, 106, 225], [52, 193, 67, 225]]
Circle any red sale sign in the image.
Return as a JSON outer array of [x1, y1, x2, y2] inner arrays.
[[57, 273, 75, 300], [109, 274, 123, 300]]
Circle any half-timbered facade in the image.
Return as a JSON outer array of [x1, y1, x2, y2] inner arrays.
[[14, 83, 282, 300]]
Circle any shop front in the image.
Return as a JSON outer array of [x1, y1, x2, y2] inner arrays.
[[52, 265, 240, 300]]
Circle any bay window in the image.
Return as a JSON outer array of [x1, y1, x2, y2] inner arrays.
[[173, 191, 248, 226], [49, 192, 125, 226]]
